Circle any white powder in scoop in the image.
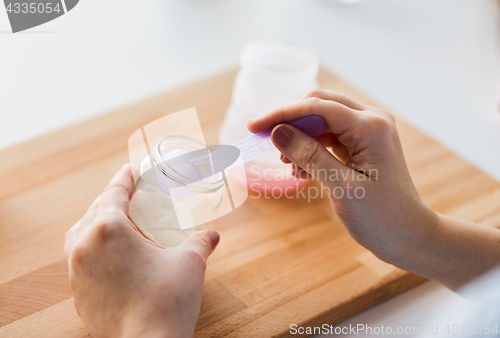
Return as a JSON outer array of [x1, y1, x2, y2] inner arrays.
[[128, 184, 196, 248]]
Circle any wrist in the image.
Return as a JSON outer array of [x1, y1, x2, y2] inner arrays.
[[383, 202, 444, 275]]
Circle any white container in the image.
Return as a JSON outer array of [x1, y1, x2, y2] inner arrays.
[[129, 136, 225, 248], [219, 40, 319, 193]]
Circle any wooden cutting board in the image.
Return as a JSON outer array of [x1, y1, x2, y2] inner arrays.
[[1, 68, 500, 338]]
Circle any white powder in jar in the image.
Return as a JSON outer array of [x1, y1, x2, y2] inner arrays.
[[128, 183, 196, 248]]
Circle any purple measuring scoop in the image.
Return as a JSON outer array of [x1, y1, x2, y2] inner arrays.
[[232, 115, 328, 164]]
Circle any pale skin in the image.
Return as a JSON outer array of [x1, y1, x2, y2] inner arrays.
[[65, 89, 500, 337], [64, 164, 220, 338], [248, 88, 500, 290]]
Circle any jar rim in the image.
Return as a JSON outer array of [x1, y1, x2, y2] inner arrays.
[[152, 135, 225, 193]]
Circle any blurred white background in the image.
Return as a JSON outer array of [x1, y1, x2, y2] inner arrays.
[[1, 0, 499, 179], [1, 0, 499, 336]]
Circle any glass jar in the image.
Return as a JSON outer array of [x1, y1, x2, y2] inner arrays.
[[128, 135, 225, 248], [219, 40, 319, 194]]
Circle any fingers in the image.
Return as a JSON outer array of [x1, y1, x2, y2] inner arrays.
[[280, 133, 350, 165], [96, 163, 134, 216], [65, 192, 100, 261], [291, 163, 311, 180], [248, 97, 361, 135], [65, 164, 136, 265], [179, 230, 220, 262], [271, 124, 355, 189], [64, 220, 80, 263], [280, 153, 292, 164], [302, 88, 366, 111], [314, 133, 352, 164], [78, 195, 101, 235]]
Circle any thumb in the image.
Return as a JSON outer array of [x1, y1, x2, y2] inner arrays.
[[178, 230, 220, 261], [271, 124, 351, 189]]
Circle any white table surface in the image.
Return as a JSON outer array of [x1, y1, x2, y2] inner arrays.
[[1, 0, 498, 336]]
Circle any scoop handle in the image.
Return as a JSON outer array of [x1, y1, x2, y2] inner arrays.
[[221, 115, 328, 167], [286, 115, 327, 137]]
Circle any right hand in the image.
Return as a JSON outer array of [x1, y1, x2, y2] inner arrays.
[[248, 88, 440, 266]]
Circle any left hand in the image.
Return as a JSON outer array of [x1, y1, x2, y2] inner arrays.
[[64, 163, 219, 338]]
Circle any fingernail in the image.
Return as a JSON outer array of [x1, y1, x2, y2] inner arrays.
[[272, 125, 294, 148], [280, 153, 284, 160], [208, 230, 220, 248]]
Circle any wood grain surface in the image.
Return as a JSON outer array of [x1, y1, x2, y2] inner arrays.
[[1, 69, 499, 338]]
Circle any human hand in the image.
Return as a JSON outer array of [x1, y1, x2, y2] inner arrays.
[[64, 164, 219, 338], [248, 88, 440, 268]]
